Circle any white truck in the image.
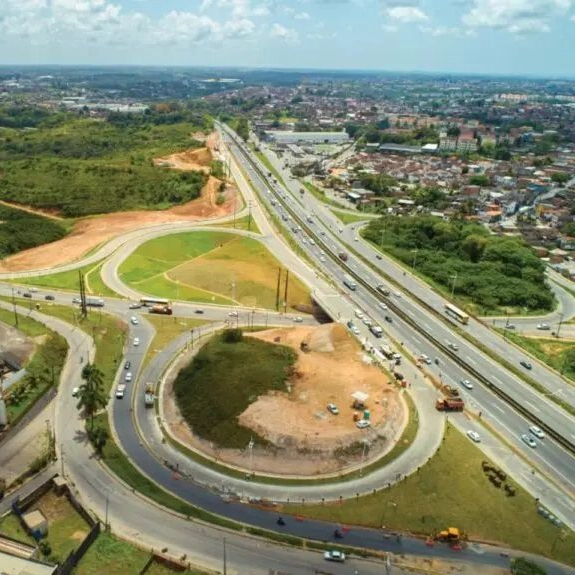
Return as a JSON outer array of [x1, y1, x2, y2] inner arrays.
[[144, 382, 155, 408], [370, 325, 383, 338]]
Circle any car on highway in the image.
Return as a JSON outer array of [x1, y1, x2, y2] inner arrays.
[[133, 337, 140, 346], [129, 302, 142, 309], [194, 309, 204, 314], [356, 419, 370, 429], [130, 316, 139, 325], [29, 287, 38, 293], [125, 372, 133, 382], [324, 550, 345, 563], [354, 309, 364, 319], [446, 341, 459, 351], [72, 297, 81, 304], [293, 317, 303, 323], [351, 325, 360, 335], [520, 360, 532, 370], [420, 354, 432, 365], [536, 323, 550, 330], [384, 315, 393, 323], [115, 384, 126, 399], [529, 425, 545, 439], [375, 254, 382, 260], [460, 379, 473, 390], [379, 302, 388, 310], [320, 256, 326, 262], [393, 291, 401, 298], [505, 323, 516, 330], [45, 295, 55, 301], [362, 317, 372, 326], [22, 292, 32, 298], [124, 361, 131, 370], [521, 434, 537, 448], [327, 403, 339, 415], [228, 311, 238, 317], [72, 387, 80, 397], [467, 430, 481, 443]]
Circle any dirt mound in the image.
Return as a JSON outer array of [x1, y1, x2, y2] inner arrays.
[[154, 147, 213, 172]]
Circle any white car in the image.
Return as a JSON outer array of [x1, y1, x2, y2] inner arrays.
[[29, 287, 38, 293], [521, 434, 537, 448], [354, 309, 364, 319], [324, 550, 345, 563], [130, 316, 139, 325], [460, 379, 473, 390], [115, 384, 126, 399], [394, 291, 401, 298], [125, 372, 132, 382], [467, 430, 481, 443], [320, 256, 326, 262], [327, 403, 339, 415], [72, 387, 80, 397], [356, 419, 370, 429], [447, 341, 459, 351], [351, 326, 360, 335], [420, 354, 432, 365], [536, 323, 550, 330], [529, 425, 545, 439], [133, 337, 140, 346], [293, 317, 303, 323], [228, 311, 238, 317], [379, 302, 388, 310], [129, 303, 142, 309], [362, 317, 372, 326]]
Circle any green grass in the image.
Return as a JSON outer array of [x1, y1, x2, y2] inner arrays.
[[143, 315, 208, 368], [283, 427, 575, 566], [0, 305, 47, 337], [174, 332, 296, 448], [213, 214, 261, 234], [303, 181, 347, 209], [10, 259, 119, 298], [0, 514, 35, 544], [498, 331, 575, 382], [330, 208, 375, 225], [119, 231, 311, 311], [75, 532, 149, 575], [254, 148, 287, 188], [146, 563, 209, 575]]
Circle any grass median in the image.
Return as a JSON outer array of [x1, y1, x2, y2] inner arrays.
[[282, 426, 575, 567]]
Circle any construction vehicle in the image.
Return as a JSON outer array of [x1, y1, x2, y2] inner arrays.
[[435, 398, 464, 412], [441, 384, 460, 398], [144, 383, 155, 408], [149, 304, 172, 315], [338, 252, 348, 262], [435, 527, 461, 543]]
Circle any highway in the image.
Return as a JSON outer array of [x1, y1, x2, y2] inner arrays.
[[217, 127, 575, 504]]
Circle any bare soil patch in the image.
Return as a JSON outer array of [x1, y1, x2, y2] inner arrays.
[[0, 134, 241, 273], [163, 324, 406, 477]]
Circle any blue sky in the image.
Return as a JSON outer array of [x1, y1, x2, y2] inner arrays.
[[0, 0, 574, 77]]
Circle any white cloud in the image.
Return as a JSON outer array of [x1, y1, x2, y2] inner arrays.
[[420, 25, 461, 36], [295, 11, 311, 19], [270, 22, 299, 41], [387, 5, 428, 22], [462, 0, 572, 34]]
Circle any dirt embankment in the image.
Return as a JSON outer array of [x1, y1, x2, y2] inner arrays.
[[163, 324, 406, 477], [0, 132, 239, 273]]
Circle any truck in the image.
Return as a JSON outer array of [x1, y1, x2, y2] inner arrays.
[[435, 398, 464, 412], [338, 252, 348, 262], [144, 383, 155, 408], [149, 304, 172, 315], [370, 325, 383, 338], [380, 343, 394, 359], [85, 297, 105, 307], [343, 274, 357, 291]]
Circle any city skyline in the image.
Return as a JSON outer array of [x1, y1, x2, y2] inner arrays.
[[0, 0, 574, 78]]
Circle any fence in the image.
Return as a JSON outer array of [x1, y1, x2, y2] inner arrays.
[[55, 521, 100, 575]]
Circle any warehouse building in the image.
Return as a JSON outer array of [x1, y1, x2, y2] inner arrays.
[[263, 131, 350, 145]]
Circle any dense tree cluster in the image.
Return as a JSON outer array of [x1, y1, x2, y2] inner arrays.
[[363, 216, 555, 312]]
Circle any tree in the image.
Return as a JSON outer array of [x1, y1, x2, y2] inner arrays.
[[551, 172, 569, 185], [510, 557, 547, 575], [468, 174, 490, 187], [88, 425, 109, 456], [236, 118, 249, 142], [76, 363, 108, 429]]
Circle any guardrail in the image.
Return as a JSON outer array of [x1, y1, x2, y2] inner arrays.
[[222, 125, 575, 457]]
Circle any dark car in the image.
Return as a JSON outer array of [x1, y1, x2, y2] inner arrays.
[[22, 292, 32, 298], [384, 315, 392, 323], [194, 309, 205, 314], [124, 361, 131, 370], [520, 360, 532, 370], [45, 295, 55, 301]]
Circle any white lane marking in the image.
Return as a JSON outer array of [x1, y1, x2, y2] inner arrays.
[[525, 400, 540, 413], [491, 404, 506, 415], [467, 357, 477, 367], [491, 377, 503, 386]]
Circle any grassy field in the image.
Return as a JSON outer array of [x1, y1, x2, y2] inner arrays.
[[143, 314, 208, 368], [303, 181, 347, 209], [330, 208, 376, 225], [213, 214, 261, 234], [174, 331, 296, 448], [0, 513, 34, 544], [119, 231, 311, 311], [283, 427, 575, 566], [500, 331, 575, 382], [12, 259, 119, 298]]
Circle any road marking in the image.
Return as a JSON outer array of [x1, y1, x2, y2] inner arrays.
[[491, 404, 506, 415], [467, 357, 477, 367], [525, 400, 540, 413], [491, 377, 502, 386]]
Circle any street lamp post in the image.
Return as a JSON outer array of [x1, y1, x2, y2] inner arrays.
[[411, 249, 418, 271], [556, 313, 564, 339], [450, 273, 458, 299]]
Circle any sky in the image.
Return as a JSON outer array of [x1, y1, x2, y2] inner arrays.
[[0, 0, 574, 77]]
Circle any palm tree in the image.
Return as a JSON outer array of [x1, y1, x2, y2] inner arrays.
[[76, 363, 108, 429]]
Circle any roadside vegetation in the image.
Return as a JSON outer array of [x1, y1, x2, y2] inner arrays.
[[330, 208, 376, 226], [173, 329, 297, 448], [0, 307, 67, 426], [0, 108, 212, 217], [302, 181, 346, 209], [363, 215, 554, 314], [119, 231, 311, 311], [284, 427, 575, 567], [0, 203, 68, 259]]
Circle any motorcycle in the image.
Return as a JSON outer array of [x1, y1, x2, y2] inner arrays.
[[334, 529, 343, 539], [277, 517, 285, 526]]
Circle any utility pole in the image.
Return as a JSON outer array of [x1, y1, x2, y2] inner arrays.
[[11, 287, 19, 328], [556, 313, 564, 339], [247, 200, 253, 232], [223, 537, 227, 575], [275, 268, 282, 311], [283, 270, 289, 314], [450, 273, 458, 300]]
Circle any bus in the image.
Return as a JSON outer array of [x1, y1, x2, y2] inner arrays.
[[140, 297, 170, 307], [343, 274, 357, 291], [444, 303, 469, 325]]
